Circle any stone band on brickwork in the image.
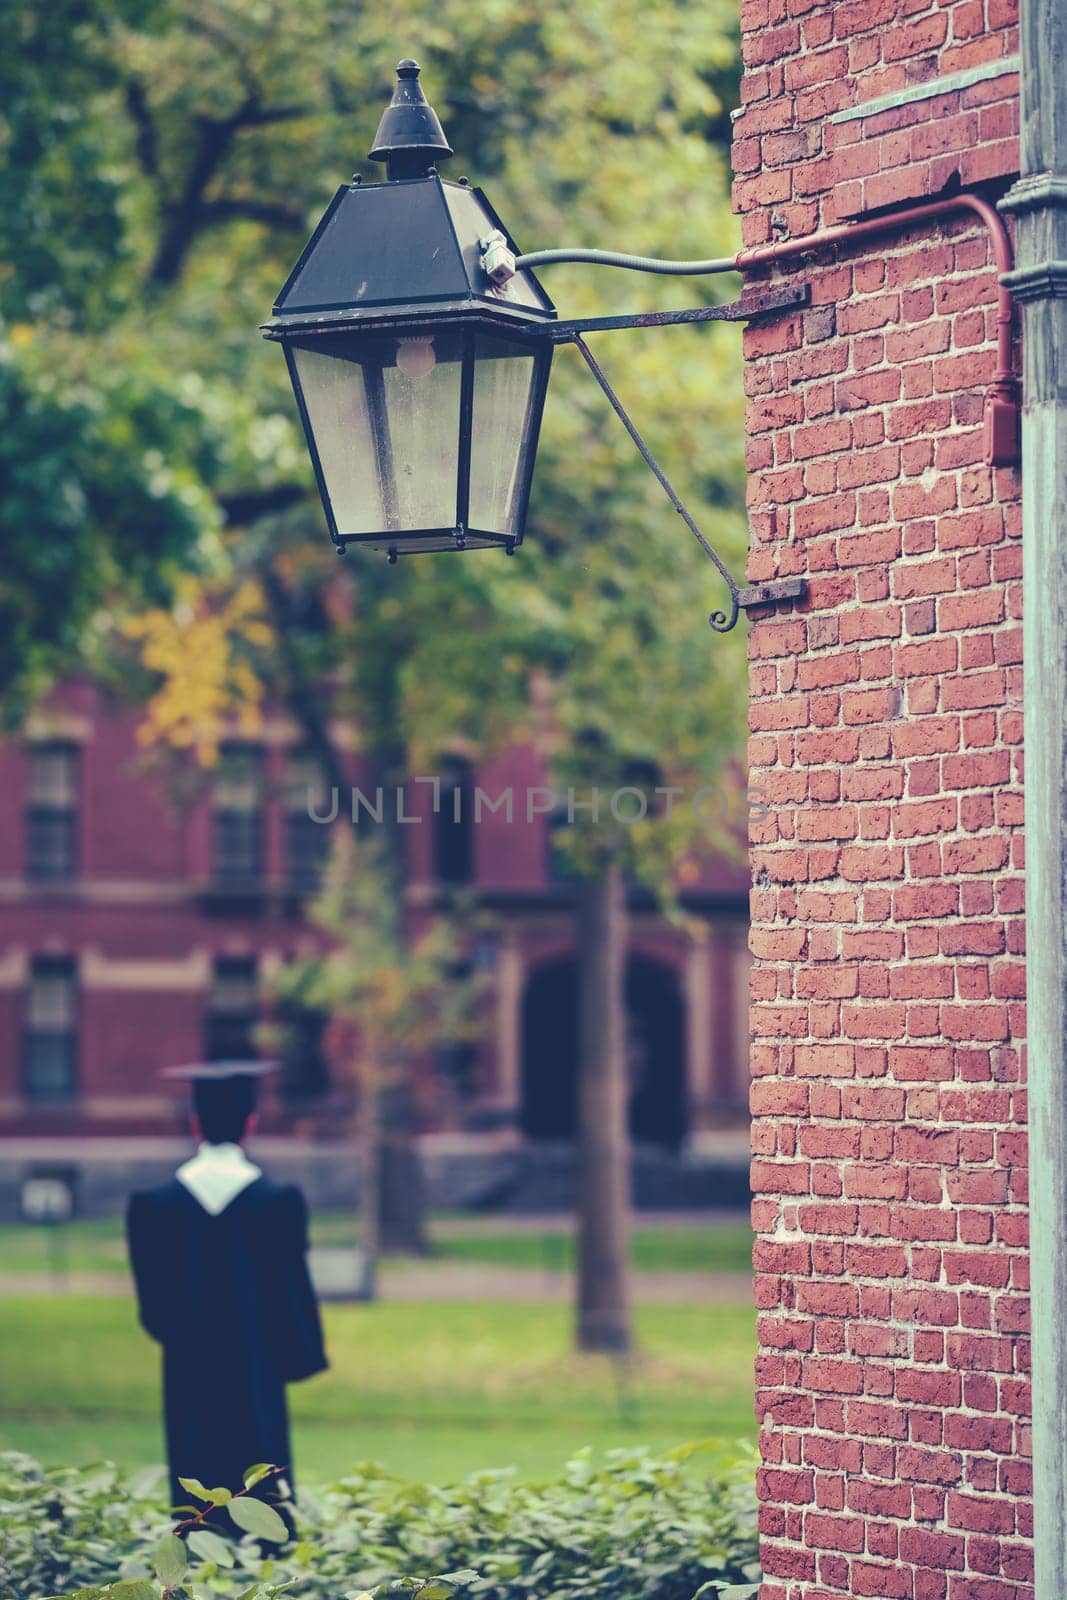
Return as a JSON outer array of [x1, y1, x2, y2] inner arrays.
[[829, 56, 1021, 125]]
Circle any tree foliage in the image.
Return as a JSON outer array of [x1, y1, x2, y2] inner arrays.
[[280, 831, 484, 1057]]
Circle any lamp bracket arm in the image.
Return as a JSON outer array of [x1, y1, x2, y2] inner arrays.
[[569, 336, 807, 631], [567, 337, 715, 630], [545, 283, 809, 339]]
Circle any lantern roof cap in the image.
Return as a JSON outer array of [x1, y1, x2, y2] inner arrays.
[[369, 59, 453, 179], [263, 174, 554, 338]]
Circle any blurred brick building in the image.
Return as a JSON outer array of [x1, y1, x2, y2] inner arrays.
[[0, 680, 751, 1169]]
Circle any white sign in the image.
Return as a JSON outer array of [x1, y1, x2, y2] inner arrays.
[[21, 1176, 74, 1222]]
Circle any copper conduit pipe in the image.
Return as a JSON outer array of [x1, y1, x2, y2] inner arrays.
[[735, 193, 1019, 464], [516, 192, 1019, 465]]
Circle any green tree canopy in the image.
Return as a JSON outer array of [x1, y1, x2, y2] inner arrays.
[[2, 0, 746, 732]]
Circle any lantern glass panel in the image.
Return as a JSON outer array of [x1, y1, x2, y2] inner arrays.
[[290, 344, 383, 535], [381, 335, 462, 530], [291, 330, 464, 538], [469, 335, 538, 536]]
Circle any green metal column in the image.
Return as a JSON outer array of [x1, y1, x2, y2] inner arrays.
[[1001, 0, 1067, 1589]]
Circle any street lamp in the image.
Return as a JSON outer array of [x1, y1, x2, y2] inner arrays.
[[264, 60, 806, 626], [262, 60, 554, 559]]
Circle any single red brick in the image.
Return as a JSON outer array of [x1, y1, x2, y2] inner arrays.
[[846, 1242, 911, 1277], [943, 836, 1011, 874], [805, 1511, 866, 1552], [844, 1164, 910, 1199], [752, 1159, 814, 1196], [758, 1466, 816, 1504], [947, 1332, 1015, 1372], [796, 1043, 858, 1076], [837, 369, 903, 410], [760, 1314, 818, 1350], [897, 1446, 965, 1486], [947, 1491, 1015, 1534], [754, 1241, 813, 1277], [889, 964, 954, 999], [893, 476, 960, 519], [893, 557, 959, 599], [944, 1413, 1015, 1452], [893, 796, 959, 836], [842, 1003, 907, 1038], [899, 1527, 966, 1570], [851, 1557, 915, 1598], [891, 1204, 960, 1241], [940, 923, 1006, 956], [944, 1249, 1012, 1288], [941, 669, 1008, 710], [884, 10, 949, 58], [801, 1356, 866, 1394]]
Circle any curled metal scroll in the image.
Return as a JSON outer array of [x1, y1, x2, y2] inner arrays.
[[570, 335, 740, 633]]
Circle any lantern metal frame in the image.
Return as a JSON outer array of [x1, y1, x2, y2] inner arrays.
[[263, 163, 558, 560], [275, 313, 554, 559]]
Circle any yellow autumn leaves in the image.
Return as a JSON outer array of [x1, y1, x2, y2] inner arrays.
[[123, 578, 273, 765]]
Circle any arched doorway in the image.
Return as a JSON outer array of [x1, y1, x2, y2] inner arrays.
[[626, 956, 687, 1146], [520, 953, 686, 1147]]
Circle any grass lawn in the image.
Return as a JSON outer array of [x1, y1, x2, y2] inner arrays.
[[0, 1218, 131, 1279], [0, 1215, 754, 1279], [431, 1222, 754, 1275], [0, 1296, 756, 1484]]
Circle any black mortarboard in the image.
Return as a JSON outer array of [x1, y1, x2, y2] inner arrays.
[[163, 1063, 280, 1142], [161, 1061, 281, 1081]]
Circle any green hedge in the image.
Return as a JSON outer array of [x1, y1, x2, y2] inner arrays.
[[0, 1446, 760, 1600]]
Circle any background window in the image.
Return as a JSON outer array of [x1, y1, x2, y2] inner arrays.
[[204, 956, 259, 1061], [546, 806, 579, 885], [212, 746, 263, 884], [24, 958, 78, 1102], [436, 1040, 478, 1100], [285, 749, 330, 894], [26, 744, 78, 883], [278, 997, 330, 1105], [435, 757, 473, 885]]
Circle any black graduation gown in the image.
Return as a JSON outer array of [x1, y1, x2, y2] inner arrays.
[[126, 1174, 327, 1511]]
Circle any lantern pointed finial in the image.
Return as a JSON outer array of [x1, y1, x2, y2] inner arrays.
[[369, 59, 454, 181]]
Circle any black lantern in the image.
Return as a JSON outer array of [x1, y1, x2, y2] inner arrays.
[[263, 61, 555, 558]]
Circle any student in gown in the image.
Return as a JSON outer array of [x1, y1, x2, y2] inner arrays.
[[126, 1063, 328, 1520]]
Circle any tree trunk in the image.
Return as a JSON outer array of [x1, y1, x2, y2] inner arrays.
[[575, 859, 633, 1352], [358, 1052, 380, 1300], [356, 1053, 428, 1280], [376, 1069, 428, 1254], [371, 751, 429, 1257]]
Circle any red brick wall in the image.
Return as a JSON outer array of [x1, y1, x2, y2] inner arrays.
[[733, 2, 1030, 1597], [734, 2, 1019, 240]]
